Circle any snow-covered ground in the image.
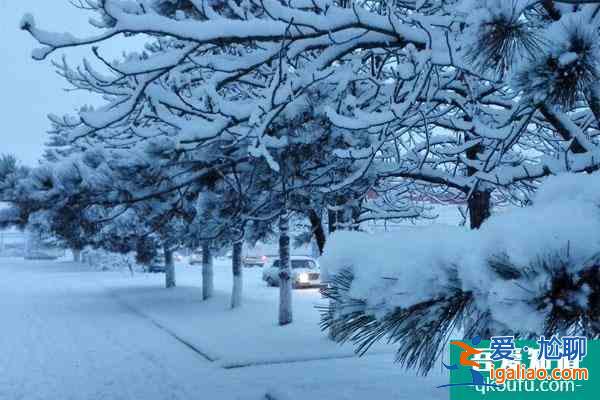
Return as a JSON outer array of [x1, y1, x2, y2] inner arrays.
[[0, 257, 447, 400]]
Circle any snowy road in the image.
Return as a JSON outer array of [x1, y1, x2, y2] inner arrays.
[[0, 259, 447, 400]]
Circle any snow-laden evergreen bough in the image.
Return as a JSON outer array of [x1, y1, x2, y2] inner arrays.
[[20, 0, 600, 231], [21, 0, 600, 228], [16, 0, 600, 327], [320, 174, 600, 374]]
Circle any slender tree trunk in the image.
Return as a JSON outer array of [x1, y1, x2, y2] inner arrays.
[[278, 212, 293, 326], [308, 208, 326, 255], [328, 206, 337, 234], [465, 133, 492, 230], [468, 190, 491, 229], [350, 208, 359, 231], [336, 208, 346, 230], [328, 197, 348, 234], [202, 242, 214, 300], [327, 202, 347, 338], [231, 241, 243, 308], [72, 248, 81, 262], [164, 245, 176, 288]]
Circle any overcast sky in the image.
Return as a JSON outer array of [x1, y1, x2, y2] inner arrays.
[[0, 0, 105, 166]]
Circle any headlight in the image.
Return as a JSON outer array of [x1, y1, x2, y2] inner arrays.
[[298, 272, 309, 283]]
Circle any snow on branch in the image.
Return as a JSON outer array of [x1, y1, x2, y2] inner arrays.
[[320, 173, 600, 373], [20, 13, 120, 60]]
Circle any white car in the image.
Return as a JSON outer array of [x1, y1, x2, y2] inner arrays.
[[189, 250, 203, 265], [262, 256, 322, 288], [243, 255, 269, 268]]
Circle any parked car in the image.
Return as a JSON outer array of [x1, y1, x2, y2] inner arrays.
[[146, 254, 166, 273], [189, 250, 203, 265], [262, 256, 322, 288], [243, 255, 268, 268]]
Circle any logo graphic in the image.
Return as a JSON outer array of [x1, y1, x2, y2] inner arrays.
[[443, 337, 599, 399], [438, 336, 499, 388]]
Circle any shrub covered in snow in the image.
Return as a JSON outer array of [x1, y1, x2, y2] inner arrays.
[[320, 173, 600, 373], [81, 248, 137, 272]]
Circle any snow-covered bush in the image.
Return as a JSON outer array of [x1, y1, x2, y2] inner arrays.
[[320, 173, 600, 373], [81, 248, 137, 272]]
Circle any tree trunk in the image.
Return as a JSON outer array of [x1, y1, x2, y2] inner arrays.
[[164, 245, 176, 288], [326, 202, 349, 338], [328, 197, 349, 234], [231, 241, 243, 308], [351, 203, 361, 231], [336, 207, 346, 230], [72, 248, 81, 262], [308, 208, 326, 256], [465, 130, 492, 230], [278, 212, 293, 326], [202, 242, 214, 300], [327, 206, 337, 234], [468, 190, 491, 229]]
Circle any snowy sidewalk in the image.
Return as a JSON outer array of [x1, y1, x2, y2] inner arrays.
[[102, 260, 397, 367], [0, 258, 447, 400]]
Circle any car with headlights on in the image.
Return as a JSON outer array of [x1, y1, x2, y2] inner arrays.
[[262, 256, 322, 288]]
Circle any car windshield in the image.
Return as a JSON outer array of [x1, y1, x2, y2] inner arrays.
[[271, 259, 315, 269]]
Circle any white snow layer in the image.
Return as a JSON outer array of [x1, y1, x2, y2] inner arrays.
[[0, 258, 447, 400]]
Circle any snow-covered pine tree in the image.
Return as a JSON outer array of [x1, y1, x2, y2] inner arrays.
[[194, 163, 277, 308], [320, 0, 600, 372], [21, 0, 560, 230], [0, 154, 31, 229], [20, 0, 600, 336], [0, 154, 111, 260]]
